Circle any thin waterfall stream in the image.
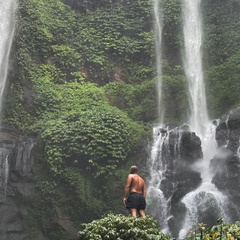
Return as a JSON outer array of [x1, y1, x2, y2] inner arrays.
[[152, 0, 164, 124], [0, 0, 17, 200], [0, 0, 17, 114], [147, 0, 234, 238], [147, 0, 168, 231]]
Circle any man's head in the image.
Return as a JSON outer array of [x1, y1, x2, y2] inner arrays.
[[130, 165, 138, 174]]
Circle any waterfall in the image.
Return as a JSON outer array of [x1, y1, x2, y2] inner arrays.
[[147, 0, 168, 229], [0, 0, 17, 201], [152, 0, 164, 124], [0, 0, 17, 121], [0, 153, 9, 201], [147, 127, 169, 233], [147, 0, 235, 238], [178, 183, 232, 239], [179, 0, 232, 238], [182, 0, 213, 182], [182, 0, 208, 137]]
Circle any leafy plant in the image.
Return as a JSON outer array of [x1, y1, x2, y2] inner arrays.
[[77, 213, 172, 240], [187, 219, 240, 240]]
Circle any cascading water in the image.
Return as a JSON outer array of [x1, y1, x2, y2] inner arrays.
[[0, 0, 17, 116], [179, 0, 233, 237], [182, 0, 208, 138], [152, 0, 164, 124], [0, 0, 17, 201], [147, 127, 169, 233], [147, 0, 235, 238], [0, 3, 17, 238]]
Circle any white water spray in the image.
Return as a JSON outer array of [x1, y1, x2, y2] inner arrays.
[[152, 0, 164, 124], [147, 127, 169, 232], [178, 182, 232, 239], [182, 0, 208, 137], [0, 0, 17, 122]]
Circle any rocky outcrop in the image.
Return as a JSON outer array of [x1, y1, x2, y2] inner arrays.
[[159, 125, 202, 200], [0, 127, 80, 240], [211, 108, 240, 219], [148, 114, 240, 237], [0, 128, 39, 240], [149, 125, 203, 236]]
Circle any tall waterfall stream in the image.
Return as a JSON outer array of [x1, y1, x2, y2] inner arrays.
[[147, 0, 235, 238], [152, 0, 164, 124], [0, 0, 17, 200]]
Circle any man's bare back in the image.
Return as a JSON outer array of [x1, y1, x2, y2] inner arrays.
[[124, 174, 146, 197]]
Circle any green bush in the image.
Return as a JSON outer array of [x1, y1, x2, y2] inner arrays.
[[103, 80, 158, 123], [187, 221, 240, 240], [31, 79, 145, 176], [77, 213, 172, 240], [36, 105, 144, 176]]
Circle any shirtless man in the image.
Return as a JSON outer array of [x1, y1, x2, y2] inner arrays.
[[123, 165, 146, 218]]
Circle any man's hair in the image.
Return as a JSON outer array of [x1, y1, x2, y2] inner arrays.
[[130, 165, 138, 174]]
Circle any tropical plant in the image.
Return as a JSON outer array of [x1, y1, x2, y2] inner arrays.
[[77, 213, 172, 240], [187, 219, 240, 240]]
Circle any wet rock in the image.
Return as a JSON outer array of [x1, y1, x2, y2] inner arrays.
[[212, 108, 240, 220]]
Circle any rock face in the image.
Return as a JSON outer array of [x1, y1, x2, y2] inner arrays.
[[0, 128, 39, 240], [148, 111, 240, 237], [0, 128, 80, 240], [159, 125, 202, 201], [211, 108, 240, 218]]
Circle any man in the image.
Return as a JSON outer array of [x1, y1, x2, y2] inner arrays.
[[123, 165, 146, 218]]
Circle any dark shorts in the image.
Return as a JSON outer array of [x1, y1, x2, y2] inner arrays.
[[126, 192, 146, 210]]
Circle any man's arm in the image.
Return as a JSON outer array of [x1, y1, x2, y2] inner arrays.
[[143, 181, 146, 198], [123, 174, 132, 204]]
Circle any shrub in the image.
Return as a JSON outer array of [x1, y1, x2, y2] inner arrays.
[[77, 213, 172, 240], [187, 220, 240, 240]]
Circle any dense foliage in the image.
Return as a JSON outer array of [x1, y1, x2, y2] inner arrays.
[[206, 50, 240, 118], [202, 0, 240, 118], [77, 213, 172, 240], [187, 221, 240, 240]]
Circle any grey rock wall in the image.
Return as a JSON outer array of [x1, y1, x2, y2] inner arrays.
[[0, 128, 42, 240], [211, 108, 240, 219]]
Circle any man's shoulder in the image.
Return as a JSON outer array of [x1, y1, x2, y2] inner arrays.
[[129, 173, 140, 177], [128, 174, 135, 178], [129, 173, 144, 181]]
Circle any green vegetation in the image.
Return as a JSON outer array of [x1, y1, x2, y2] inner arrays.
[[77, 213, 172, 240], [202, 0, 240, 67], [187, 220, 240, 240], [206, 50, 240, 118], [77, 215, 240, 240]]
